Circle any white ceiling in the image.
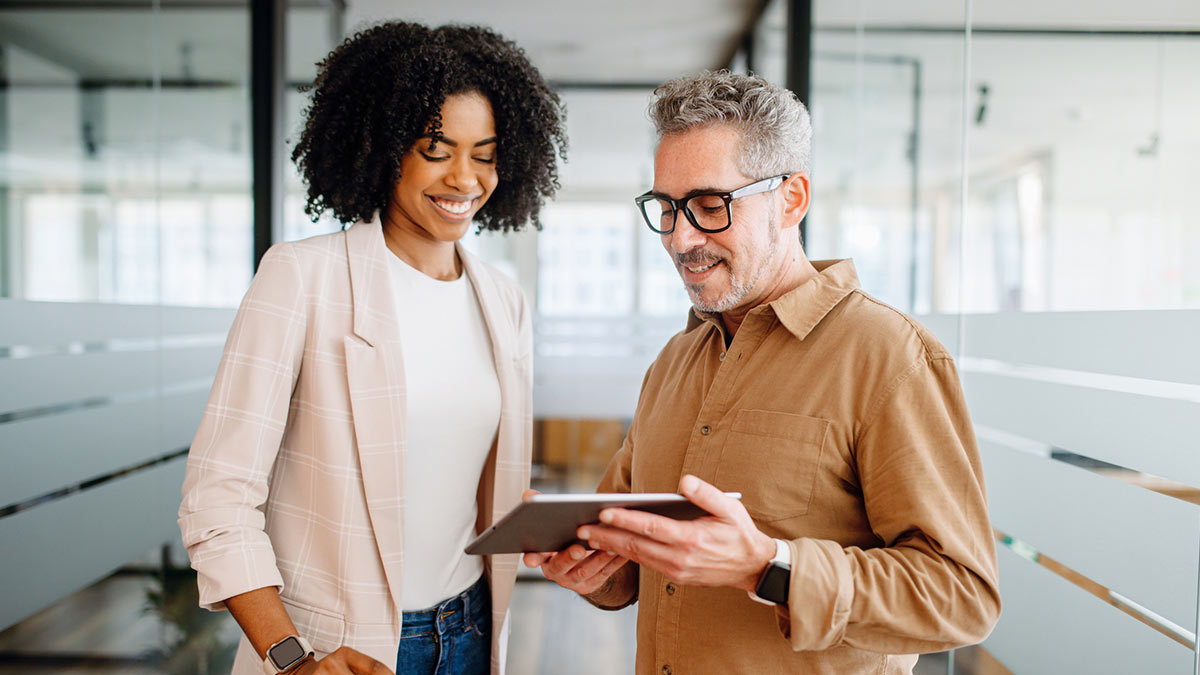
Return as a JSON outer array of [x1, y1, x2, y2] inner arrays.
[[3, 0, 1198, 195], [5, 0, 1197, 86], [0, 1, 759, 88], [343, 0, 760, 84], [344, 0, 1200, 86]]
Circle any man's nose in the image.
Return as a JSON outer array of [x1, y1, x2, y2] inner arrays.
[[665, 212, 708, 253]]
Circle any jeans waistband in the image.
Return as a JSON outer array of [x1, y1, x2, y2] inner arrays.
[[400, 576, 489, 635]]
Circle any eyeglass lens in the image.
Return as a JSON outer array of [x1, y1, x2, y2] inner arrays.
[[646, 194, 730, 233]]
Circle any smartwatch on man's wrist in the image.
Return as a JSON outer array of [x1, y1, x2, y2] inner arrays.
[[751, 538, 791, 606], [261, 635, 314, 674]]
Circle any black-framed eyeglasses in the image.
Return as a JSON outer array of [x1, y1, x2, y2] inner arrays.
[[634, 174, 790, 235]]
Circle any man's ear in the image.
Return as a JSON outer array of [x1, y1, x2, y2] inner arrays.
[[779, 173, 810, 229]]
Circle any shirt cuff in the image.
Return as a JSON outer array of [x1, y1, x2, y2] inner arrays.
[[747, 538, 791, 606], [775, 537, 854, 650]]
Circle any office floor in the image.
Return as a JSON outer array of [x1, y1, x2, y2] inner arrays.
[[0, 566, 1000, 675]]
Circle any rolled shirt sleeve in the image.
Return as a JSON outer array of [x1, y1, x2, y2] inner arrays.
[[776, 354, 1001, 652], [177, 244, 306, 611]]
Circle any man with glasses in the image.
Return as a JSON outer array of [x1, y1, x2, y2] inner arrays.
[[526, 71, 1000, 673]]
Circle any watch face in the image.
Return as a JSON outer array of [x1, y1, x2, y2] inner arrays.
[[270, 636, 307, 668], [757, 564, 790, 604]]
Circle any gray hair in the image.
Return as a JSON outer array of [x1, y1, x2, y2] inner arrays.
[[649, 70, 812, 178]]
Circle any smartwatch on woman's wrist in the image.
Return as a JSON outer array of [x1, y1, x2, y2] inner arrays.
[[262, 635, 314, 674]]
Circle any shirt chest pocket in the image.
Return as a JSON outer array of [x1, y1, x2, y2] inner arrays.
[[714, 409, 830, 522]]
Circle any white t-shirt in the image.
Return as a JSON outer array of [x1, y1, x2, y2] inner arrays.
[[387, 252, 501, 609]]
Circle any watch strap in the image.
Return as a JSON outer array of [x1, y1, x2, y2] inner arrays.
[[769, 538, 790, 567], [751, 539, 792, 605]]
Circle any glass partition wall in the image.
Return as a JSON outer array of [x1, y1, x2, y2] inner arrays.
[[0, 2, 336, 669], [795, 3, 1200, 673], [804, 22, 1200, 316], [1, 3, 254, 306]]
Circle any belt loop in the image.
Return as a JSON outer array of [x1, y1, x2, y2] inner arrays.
[[435, 595, 452, 636], [462, 588, 473, 633]]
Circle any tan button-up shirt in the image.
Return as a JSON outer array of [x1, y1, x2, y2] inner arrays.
[[592, 260, 1000, 674]]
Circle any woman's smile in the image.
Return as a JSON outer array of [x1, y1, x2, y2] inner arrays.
[[428, 194, 480, 220]]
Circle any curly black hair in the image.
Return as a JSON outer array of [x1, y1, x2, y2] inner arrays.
[[292, 21, 567, 232]]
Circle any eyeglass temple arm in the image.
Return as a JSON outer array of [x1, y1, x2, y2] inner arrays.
[[729, 174, 790, 200]]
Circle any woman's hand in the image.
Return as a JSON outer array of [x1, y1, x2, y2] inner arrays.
[[225, 589, 392, 675], [525, 543, 630, 597], [520, 489, 630, 597], [292, 646, 394, 674]]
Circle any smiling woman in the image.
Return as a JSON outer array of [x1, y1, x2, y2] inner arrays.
[[384, 92, 501, 279], [291, 22, 566, 235], [178, 20, 566, 675]]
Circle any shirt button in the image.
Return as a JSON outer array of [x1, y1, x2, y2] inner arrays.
[[700, 425, 711, 435], [719, 351, 726, 361], [662, 667, 672, 675], [665, 582, 676, 595]]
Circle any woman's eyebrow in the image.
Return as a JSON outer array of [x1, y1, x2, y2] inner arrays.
[[425, 136, 499, 148]]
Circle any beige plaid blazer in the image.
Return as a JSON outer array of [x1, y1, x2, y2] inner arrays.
[[178, 215, 532, 675]]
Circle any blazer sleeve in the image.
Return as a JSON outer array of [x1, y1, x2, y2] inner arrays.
[[178, 243, 307, 611]]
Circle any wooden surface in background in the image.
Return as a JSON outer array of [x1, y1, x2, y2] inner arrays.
[[535, 418, 628, 490]]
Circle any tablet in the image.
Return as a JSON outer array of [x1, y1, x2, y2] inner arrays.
[[464, 492, 741, 555]]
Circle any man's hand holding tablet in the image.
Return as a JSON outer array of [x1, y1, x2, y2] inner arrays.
[[523, 474, 774, 597]]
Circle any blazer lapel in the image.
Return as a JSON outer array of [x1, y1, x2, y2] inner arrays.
[[459, 242, 515, 383], [345, 213, 397, 348], [460, 244, 531, 654], [459, 243, 518, 529], [343, 215, 407, 618]]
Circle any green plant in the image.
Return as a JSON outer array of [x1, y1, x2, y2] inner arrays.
[[143, 566, 237, 675]]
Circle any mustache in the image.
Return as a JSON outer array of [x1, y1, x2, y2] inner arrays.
[[675, 249, 724, 266]]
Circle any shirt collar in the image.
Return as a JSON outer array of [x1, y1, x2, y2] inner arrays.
[[685, 259, 861, 341]]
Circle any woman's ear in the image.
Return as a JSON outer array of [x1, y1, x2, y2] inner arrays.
[[779, 173, 810, 230]]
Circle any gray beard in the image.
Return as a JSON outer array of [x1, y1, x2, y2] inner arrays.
[[687, 226, 781, 313]]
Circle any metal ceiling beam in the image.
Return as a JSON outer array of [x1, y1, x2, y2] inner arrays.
[[721, 0, 774, 71], [786, 0, 811, 102], [786, 0, 811, 245], [251, 0, 284, 271]]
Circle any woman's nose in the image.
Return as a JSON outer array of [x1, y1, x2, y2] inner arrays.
[[446, 157, 479, 191]]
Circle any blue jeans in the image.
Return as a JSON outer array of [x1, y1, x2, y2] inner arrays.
[[396, 576, 491, 675]]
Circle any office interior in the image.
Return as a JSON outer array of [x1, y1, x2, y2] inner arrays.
[[1, 0, 1198, 673]]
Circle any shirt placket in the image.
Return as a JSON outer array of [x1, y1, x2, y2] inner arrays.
[[652, 312, 772, 675]]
